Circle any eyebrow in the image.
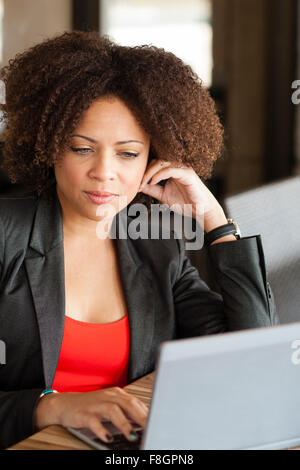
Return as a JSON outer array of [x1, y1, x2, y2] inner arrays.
[[71, 134, 144, 145]]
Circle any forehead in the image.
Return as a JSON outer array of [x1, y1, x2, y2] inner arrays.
[[75, 96, 150, 143]]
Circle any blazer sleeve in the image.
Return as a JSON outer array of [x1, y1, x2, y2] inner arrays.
[[0, 215, 4, 280], [0, 389, 44, 449], [173, 235, 279, 339], [0, 216, 44, 449]]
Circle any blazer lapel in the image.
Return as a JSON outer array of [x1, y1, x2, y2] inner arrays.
[[25, 188, 65, 388], [25, 185, 155, 388], [114, 212, 156, 383]]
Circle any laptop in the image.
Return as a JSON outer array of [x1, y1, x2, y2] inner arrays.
[[68, 321, 300, 450]]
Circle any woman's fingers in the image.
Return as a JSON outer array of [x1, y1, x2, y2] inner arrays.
[[104, 403, 140, 441], [85, 413, 114, 443], [78, 388, 148, 441], [52, 387, 149, 443], [114, 393, 148, 429], [140, 159, 171, 188], [137, 399, 149, 414], [139, 180, 165, 199], [102, 387, 148, 427]]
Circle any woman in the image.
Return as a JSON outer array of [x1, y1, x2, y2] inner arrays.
[[0, 31, 278, 449]]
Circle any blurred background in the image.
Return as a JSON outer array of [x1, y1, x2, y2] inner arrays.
[[0, 0, 299, 294]]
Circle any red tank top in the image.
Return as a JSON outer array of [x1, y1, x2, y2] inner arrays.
[[52, 314, 130, 393]]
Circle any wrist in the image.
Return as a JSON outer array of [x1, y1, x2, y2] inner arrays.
[[203, 210, 241, 246], [201, 205, 228, 233], [34, 392, 61, 431], [210, 233, 237, 245]]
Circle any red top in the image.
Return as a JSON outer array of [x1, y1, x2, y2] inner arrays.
[[52, 314, 130, 393]]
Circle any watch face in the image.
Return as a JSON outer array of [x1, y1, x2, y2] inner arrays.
[[227, 218, 241, 238], [233, 222, 241, 238]]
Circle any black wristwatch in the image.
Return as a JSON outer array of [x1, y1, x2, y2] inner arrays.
[[204, 218, 241, 246]]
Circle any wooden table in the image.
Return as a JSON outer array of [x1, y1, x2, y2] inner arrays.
[[7, 371, 300, 450]]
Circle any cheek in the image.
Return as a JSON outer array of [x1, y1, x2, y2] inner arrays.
[[123, 165, 145, 190], [56, 161, 83, 187]]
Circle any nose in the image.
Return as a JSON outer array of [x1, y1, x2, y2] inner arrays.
[[88, 151, 116, 182]]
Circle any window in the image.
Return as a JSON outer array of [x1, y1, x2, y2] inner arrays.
[[100, 0, 212, 86]]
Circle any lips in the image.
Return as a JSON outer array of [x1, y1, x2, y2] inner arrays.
[[85, 191, 118, 197], [85, 191, 118, 205]]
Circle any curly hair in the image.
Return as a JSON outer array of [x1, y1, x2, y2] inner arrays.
[[0, 30, 224, 209]]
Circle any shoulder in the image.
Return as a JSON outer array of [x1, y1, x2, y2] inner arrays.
[[0, 191, 38, 252], [0, 191, 38, 218]]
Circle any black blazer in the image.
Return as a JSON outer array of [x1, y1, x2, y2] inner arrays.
[[0, 184, 278, 448]]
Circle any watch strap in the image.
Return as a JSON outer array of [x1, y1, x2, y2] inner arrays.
[[204, 219, 241, 246]]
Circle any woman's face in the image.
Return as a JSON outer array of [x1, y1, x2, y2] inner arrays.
[[54, 96, 150, 224]]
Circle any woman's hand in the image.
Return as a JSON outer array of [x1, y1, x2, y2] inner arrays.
[[34, 386, 149, 443], [138, 158, 234, 237]]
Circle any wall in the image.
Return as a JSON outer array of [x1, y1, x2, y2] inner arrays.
[[2, 0, 71, 67], [0, 0, 72, 191], [212, 0, 268, 195], [212, 0, 298, 196]]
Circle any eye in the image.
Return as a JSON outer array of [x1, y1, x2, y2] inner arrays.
[[120, 152, 139, 159], [70, 147, 139, 158], [71, 147, 91, 154]]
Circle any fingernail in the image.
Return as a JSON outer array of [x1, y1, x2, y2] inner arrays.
[[105, 433, 114, 443], [129, 431, 138, 441]]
